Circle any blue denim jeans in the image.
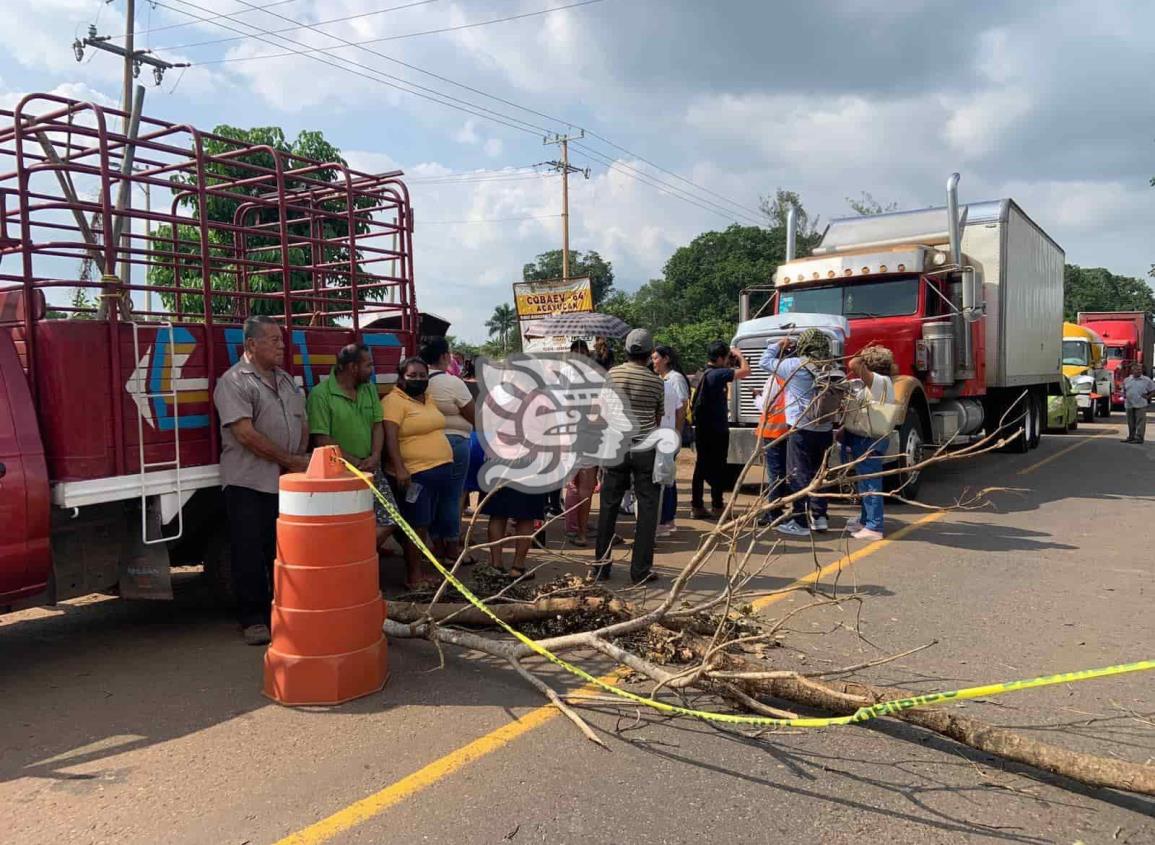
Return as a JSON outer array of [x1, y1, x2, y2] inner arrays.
[[660, 482, 677, 525], [763, 439, 788, 520], [437, 434, 471, 541], [841, 431, 885, 532]]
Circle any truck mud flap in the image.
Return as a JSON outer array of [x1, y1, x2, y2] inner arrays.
[[118, 500, 173, 601]]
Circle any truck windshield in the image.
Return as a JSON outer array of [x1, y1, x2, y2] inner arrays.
[[1062, 340, 1089, 366], [778, 276, 918, 318], [1106, 345, 1127, 359]]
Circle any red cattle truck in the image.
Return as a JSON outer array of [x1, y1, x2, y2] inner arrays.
[[1076, 311, 1155, 408], [0, 93, 418, 613], [729, 174, 1063, 497]]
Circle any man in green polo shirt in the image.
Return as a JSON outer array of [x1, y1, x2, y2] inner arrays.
[[308, 343, 396, 547]]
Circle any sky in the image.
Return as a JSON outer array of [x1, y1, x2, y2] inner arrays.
[[1, 0, 1152, 342]]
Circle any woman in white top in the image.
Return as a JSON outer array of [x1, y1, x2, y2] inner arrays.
[[841, 346, 895, 541], [652, 344, 690, 536], [420, 337, 476, 561]]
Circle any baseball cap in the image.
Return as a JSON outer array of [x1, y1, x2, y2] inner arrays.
[[625, 328, 654, 355]]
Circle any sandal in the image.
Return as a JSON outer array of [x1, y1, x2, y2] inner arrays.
[[508, 567, 536, 581]]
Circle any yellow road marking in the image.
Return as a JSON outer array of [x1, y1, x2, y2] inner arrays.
[[278, 429, 1094, 843], [752, 510, 948, 611], [274, 671, 623, 845], [1017, 431, 1107, 477]]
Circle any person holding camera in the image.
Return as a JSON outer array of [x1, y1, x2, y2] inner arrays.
[[842, 346, 896, 540], [690, 340, 751, 519], [759, 329, 834, 536]]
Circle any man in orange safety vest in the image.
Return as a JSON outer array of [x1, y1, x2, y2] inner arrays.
[[755, 373, 790, 526]]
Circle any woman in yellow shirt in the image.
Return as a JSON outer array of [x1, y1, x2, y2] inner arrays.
[[381, 357, 454, 589]]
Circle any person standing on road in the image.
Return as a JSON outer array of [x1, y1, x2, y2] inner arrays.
[[841, 346, 896, 541], [690, 340, 751, 520], [1121, 362, 1155, 444], [213, 315, 309, 646], [592, 329, 665, 585], [565, 339, 599, 546], [381, 357, 455, 590], [759, 329, 835, 537], [421, 337, 476, 563], [652, 344, 690, 536], [307, 343, 397, 553], [752, 365, 789, 529]]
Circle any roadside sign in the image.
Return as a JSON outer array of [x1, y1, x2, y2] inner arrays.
[[513, 277, 593, 352]]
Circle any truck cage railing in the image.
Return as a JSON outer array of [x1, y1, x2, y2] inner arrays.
[[0, 92, 420, 480], [0, 92, 417, 333]]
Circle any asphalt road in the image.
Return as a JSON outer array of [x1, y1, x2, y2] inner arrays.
[[2, 415, 1153, 845]]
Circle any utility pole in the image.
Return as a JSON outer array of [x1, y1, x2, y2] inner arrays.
[[543, 131, 590, 281], [73, 2, 186, 298]]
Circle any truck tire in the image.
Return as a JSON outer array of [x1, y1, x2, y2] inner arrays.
[[886, 414, 926, 500], [1098, 397, 1111, 418], [202, 527, 236, 608], [1028, 393, 1043, 449], [1081, 404, 1094, 423], [1005, 393, 1034, 454]]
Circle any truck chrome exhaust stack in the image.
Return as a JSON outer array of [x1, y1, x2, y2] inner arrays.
[[946, 172, 962, 267], [785, 205, 797, 262]]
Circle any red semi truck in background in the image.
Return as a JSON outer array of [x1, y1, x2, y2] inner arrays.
[[1076, 311, 1155, 408], [0, 93, 418, 612], [729, 174, 1063, 497]]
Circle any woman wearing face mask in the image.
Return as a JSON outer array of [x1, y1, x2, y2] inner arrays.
[[381, 357, 454, 589]]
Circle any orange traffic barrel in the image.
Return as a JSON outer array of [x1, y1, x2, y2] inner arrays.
[[263, 445, 389, 705]]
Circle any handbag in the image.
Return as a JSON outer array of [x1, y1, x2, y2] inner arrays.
[[842, 376, 901, 439]]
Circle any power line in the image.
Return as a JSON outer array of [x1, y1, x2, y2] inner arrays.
[[153, 0, 551, 137], [108, 0, 307, 40], [158, 0, 442, 51], [164, 0, 598, 55], [152, 0, 763, 224]]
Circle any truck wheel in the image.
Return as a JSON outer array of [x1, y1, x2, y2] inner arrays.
[[1028, 393, 1043, 450], [202, 528, 236, 608], [1098, 397, 1111, 418], [1006, 394, 1034, 454], [886, 414, 926, 500], [1081, 405, 1094, 423]]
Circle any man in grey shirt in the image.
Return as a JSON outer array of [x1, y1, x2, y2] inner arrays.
[[1121, 362, 1155, 444], [213, 315, 309, 644]]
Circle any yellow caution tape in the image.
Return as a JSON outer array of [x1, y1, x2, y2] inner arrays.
[[344, 460, 1155, 728]]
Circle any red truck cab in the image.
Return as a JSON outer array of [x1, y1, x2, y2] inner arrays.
[[1077, 312, 1155, 408]]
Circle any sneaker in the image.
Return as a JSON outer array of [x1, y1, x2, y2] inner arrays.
[[851, 527, 884, 541], [242, 624, 271, 646], [690, 506, 713, 520], [655, 523, 675, 537], [845, 517, 863, 533], [775, 520, 811, 537], [587, 564, 611, 582], [809, 516, 829, 532], [565, 531, 588, 547]]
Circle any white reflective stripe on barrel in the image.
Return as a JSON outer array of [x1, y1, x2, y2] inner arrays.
[[279, 488, 374, 517]]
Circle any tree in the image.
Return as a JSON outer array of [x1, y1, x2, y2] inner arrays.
[[148, 126, 374, 320], [1063, 264, 1155, 322], [523, 250, 614, 306], [846, 191, 899, 216], [445, 335, 480, 359], [759, 188, 822, 237], [485, 303, 518, 355]]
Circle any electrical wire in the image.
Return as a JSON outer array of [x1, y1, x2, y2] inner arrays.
[[108, 0, 306, 39], [157, 0, 443, 51], [419, 213, 562, 224], [152, 0, 763, 225]]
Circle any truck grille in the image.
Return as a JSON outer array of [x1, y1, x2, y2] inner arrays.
[[733, 338, 769, 424]]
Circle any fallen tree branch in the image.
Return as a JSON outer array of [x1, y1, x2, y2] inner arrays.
[[388, 596, 632, 626]]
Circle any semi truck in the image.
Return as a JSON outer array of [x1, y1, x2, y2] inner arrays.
[[1076, 311, 1155, 408], [0, 93, 418, 613], [1060, 321, 1111, 422], [729, 174, 1063, 497]]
